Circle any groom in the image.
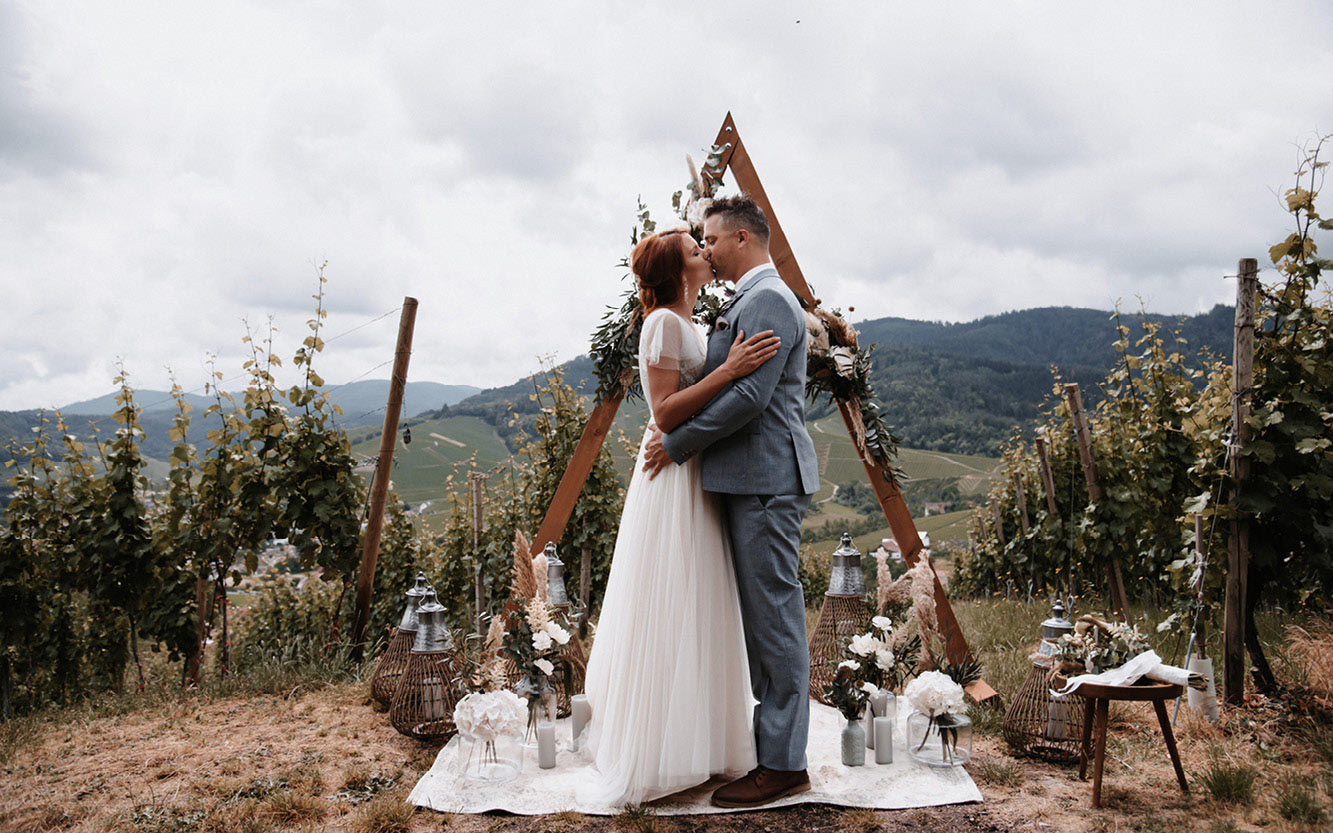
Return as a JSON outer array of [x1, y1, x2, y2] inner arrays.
[[642, 195, 819, 808]]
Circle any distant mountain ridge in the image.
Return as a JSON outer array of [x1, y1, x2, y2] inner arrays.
[[1, 305, 1231, 467]]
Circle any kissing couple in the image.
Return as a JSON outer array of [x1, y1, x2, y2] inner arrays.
[[578, 195, 821, 809]]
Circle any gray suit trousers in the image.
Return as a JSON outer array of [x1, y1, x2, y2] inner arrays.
[[722, 491, 812, 772]]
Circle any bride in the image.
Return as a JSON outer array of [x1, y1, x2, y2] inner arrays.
[[580, 228, 781, 807]]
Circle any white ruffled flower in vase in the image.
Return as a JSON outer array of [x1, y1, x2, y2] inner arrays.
[[534, 658, 555, 677], [848, 633, 878, 657], [871, 615, 893, 632], [905, 671, 971, 766]]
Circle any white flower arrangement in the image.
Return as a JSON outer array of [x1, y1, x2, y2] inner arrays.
[[849, 633, 878, 657], [905, 670, 965, 719], [453, 690, 527, 742]]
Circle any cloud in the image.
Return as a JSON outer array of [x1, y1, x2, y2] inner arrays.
[[1, 1, 1330, 410]]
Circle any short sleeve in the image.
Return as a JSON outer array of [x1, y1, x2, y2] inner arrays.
[[640, 310, 685, 372]]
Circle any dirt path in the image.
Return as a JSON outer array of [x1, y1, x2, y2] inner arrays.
[[0, 681, 1318, 833]]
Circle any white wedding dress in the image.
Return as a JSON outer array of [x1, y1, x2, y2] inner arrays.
[[579, 308, 757, 807]]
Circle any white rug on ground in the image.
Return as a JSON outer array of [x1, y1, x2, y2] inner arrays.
[[408, 701, 982, 816]]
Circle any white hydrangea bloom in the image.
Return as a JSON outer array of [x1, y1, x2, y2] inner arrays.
[[905, 670, 966, 717]]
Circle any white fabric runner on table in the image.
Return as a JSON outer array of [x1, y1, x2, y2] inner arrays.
[[408, 701, 982, 816], [1053, 650, 1193, 696]]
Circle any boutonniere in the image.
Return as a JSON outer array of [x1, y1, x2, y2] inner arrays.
[[712, 316, 731, 335]]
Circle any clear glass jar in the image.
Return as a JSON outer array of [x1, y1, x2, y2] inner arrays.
[[457, 731, 524, 782], [906, 709, 972, 767]]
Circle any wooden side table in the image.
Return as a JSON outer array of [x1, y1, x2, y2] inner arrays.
[[1070, 680, 1189, 808]]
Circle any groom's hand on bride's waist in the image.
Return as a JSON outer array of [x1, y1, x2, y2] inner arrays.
[[642, 425, 672, 479]]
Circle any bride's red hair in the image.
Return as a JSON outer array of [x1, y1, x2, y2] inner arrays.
[[631, 229, 691, 310]]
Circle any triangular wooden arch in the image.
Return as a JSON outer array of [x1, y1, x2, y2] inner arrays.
[[529, 113, 998, 703]]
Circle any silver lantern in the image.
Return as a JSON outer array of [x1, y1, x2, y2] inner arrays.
[[397, 572, 430, 633], [827, 532, 867, 597], [1036, 600, 1074, 659], [411, 587, 453, 653], [543, 541, 571, 609]]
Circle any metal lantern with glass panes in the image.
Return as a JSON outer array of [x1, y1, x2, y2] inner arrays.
[[389, 588, 459, 741], [808, 533, 873, 703], [543, 542, 571, 610], [370, 573, 430, 707], [1001, 600, 1084, 762]]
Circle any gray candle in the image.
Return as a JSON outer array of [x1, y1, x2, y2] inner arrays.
[[873, 716, 894, 764], [537, 720, 557, 769], [571, 694, 591, 751], [866, 688, 890, 748]]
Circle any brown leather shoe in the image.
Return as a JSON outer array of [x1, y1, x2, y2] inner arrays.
[[711, 766, 811, 808]]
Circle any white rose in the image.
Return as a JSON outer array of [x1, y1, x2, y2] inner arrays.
[[860, 682, 879, 695], [875, 647, 896, 671], [532, 631, 553, 651], [849, 633, 878, 657], [546, 622, 571, 645], [838, 659, 861, 671], [535, 658, 555, 677], [871, 615, 893, 632]]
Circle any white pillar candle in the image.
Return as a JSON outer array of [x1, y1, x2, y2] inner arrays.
[[571, 694, 591, 751], [1045, 692, 1069, 741], [537, 720, 557, 769], [873, 716, 894, 764]]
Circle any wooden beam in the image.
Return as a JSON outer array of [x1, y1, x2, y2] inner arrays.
[[711, 113, 817, 308], [836, 401, 998, 703], [528, 395, 624, 555], [351, 297, 418, 657], [1224, 258, 1257, 705]]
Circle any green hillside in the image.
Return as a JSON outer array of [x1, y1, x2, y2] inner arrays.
[[348, 415, 509, 510]]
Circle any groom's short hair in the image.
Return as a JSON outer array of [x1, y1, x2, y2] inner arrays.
[[705, 195, 770, 243]]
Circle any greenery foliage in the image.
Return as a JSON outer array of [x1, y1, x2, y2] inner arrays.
[[955, 138, 1333, 644]]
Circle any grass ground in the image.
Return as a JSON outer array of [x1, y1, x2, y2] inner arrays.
[[3, 599, 1328, 833]]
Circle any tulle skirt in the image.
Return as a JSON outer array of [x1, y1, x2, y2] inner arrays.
[[579, 428, 757, 806]]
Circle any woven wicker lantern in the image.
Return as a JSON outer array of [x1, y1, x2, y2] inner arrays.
[[389, 588, 459, 741], [1001, 601, 1084, 762], [809, 533, 873, 703], [370, 572, 430, 707]]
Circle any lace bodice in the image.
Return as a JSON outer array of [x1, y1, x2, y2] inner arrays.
[[638, 308, 706, 416]]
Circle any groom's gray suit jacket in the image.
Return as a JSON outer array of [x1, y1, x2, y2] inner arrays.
[[661, 269, 819, 495]]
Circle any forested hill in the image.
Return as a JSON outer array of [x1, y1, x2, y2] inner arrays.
[[443, 304, 1233, 457]]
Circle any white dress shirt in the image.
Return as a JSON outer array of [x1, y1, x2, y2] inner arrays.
[[732, 262, 776, 294]]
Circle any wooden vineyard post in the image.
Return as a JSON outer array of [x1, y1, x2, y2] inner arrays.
[[1013, 471, 1030, 536], [1193, 515, 1208, 656], [1036, 436, 1060, 518], [990, 495, 1006, 547], [351, 298, 418, 659], [1224, 258, 1257, 705], [471, 472, 486, 638], [1064, 383, 1131, 621], [523, 112, 996, 703]]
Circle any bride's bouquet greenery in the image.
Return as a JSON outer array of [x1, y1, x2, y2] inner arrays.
[[905, 670, 968, 764]]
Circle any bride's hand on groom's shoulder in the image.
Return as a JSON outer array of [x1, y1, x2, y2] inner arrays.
[[642, 425, 671, 479]]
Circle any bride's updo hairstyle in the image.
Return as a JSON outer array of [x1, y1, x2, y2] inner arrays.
[[631, 229, 691, 310]]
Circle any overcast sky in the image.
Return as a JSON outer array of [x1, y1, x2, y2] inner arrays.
[[2, 1, 1330, 411]]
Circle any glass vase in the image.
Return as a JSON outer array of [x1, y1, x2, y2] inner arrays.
[[456, 731, 523, 782], [841, 717, 866, 766], [906, 709, 972, 767]]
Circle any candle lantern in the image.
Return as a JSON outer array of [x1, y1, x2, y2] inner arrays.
[[1000, 600, 1084, 762], [370, 573, 430, 707], [389, 588, 459, 741], [808, 533, 873, 703], [543, 542, 571, 609]]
